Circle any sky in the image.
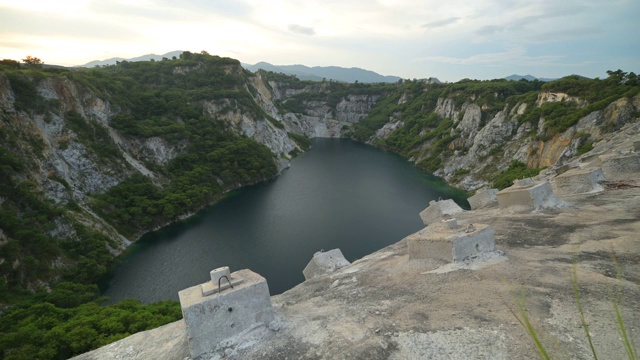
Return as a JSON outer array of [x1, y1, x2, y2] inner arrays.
[[0, 0, 639, 82]]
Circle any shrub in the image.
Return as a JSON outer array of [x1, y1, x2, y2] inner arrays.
[[492, 161, 545, 190]]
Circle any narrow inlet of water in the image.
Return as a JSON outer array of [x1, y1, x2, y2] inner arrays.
[[101, 138, 468, 303]]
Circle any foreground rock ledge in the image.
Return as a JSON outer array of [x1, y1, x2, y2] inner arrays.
[[73, 186, 640, 360]]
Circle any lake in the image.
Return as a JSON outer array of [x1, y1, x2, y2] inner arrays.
[[101, 138, 467, 303]]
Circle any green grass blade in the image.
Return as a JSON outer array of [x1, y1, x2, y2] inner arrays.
[[613, 301, 637, 360], [517, 289, 551, 360], [572, 262, 598, 359], [611, 253, 638, 360]]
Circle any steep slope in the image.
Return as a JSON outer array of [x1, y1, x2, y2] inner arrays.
[[1, 55, 639, 359], [248, 71, 390, 138], [0, 53, 301, 294], [71, 125, 640, 359], [353, 73, 640, 190]]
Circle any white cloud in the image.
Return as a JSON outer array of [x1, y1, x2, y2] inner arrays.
[[422, 17, 460, 29], [0, 0, 637, 80], [414, 46, 566, 67], [288, 24, 315, 36]]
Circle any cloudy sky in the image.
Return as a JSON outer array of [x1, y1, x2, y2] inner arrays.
[[1, 0, 638, 81]]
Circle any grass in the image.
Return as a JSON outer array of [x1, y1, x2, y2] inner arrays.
[[509, 289, 551, 360], [572, 260, 599, 359], [611, 254, 639, 360], [511, 254, 638, 359]]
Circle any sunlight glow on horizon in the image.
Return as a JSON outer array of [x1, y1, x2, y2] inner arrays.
[[0, 0, 638, 81]]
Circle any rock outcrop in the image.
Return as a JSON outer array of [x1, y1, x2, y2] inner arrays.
[[380, 92, 640, 191], [74, 147, 640, 359], [258, 76, 380, 138]]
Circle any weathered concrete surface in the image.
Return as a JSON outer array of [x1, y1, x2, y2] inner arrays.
[[551, 167, 605, 196], [406, 222, 496, 262], [71, 321, 189, 360], [467, 188, 498, 210], [598, 153, 640, 181], [419, 199, 465, 225], [76, 186, 640, 360], [179, 269, 274, 360], [303, 249, 351, 280], [496, 180, 561, 211]]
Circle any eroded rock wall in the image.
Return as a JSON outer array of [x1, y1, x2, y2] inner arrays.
[[373, 92, 640, 190]]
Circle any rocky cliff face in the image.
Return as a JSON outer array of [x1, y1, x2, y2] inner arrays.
[[0, 65, 298, 290], [2, 59, 638, 294], [256, 76, 381, 138], [368, 89, 640, 190]]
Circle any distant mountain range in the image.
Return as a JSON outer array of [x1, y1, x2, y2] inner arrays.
[[80, 51, 184, 67], [242, 62, 403, 83], [80, 53, 403, 83], [81, 52, 559, 84], [504, 74, 558, 82]]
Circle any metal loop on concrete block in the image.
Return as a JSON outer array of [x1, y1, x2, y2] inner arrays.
[[218, 275, 234, 293], [465, 224, 475, 233]]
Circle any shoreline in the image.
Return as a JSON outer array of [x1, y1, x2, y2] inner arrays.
[[74, 184, 640, 359]]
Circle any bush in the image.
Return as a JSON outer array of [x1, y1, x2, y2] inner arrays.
[[287, 132, 312, 151], [0, 296, 182, 360], [492, 161, 545, 190]]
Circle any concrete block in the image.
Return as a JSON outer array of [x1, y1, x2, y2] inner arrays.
[[552, 167, 605, 195], [210, 266, 231, 284], [467, 188, 498, 210], [179, 269, 274, 360], [514, 178, 535, 187], [554, 162, 579, 176], [419, 199, 464, 226], [598, 153, 640, 181], [303, 249, 350, 280], [496, 180, 557, 210], [406, 221, 496, 262]]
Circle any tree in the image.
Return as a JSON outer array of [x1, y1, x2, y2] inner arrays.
[[606, 69, 626, 84], [22, 55, 43, 67], [0, 59, 20, 68]]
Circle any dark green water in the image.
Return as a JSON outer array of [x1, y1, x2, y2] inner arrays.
[[102, 138, 467, 303]]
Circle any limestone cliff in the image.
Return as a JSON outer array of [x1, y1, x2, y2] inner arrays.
[[1, 57, 638, 297], [72, 123, 640, 359], [0, 57, 303, 291], [358, 78, 640, 190], [250, 73, 382, 138]]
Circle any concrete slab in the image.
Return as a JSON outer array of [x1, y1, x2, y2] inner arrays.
[[303, 249, 350, 280], [553, 162, 579, 176], [419, 199, 464, 226], [179, 269, 274, 360], [496, 179, 558, 211], [406, 221, 496, 262], [552, 167, 605, 196], [598, 153, 640, 181], [467, 189, 498, 210]]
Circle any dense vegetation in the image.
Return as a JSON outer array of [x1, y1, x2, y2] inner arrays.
[[0, 282, 181, 360], [1, 112, 180, 360], [0, 53, 280, 358], [1, 52, 638, 359], [492, 161, 546, 190], [515, 72, 640, 137], [0, 51, 279, 287], [352, 72, 639, 174]]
